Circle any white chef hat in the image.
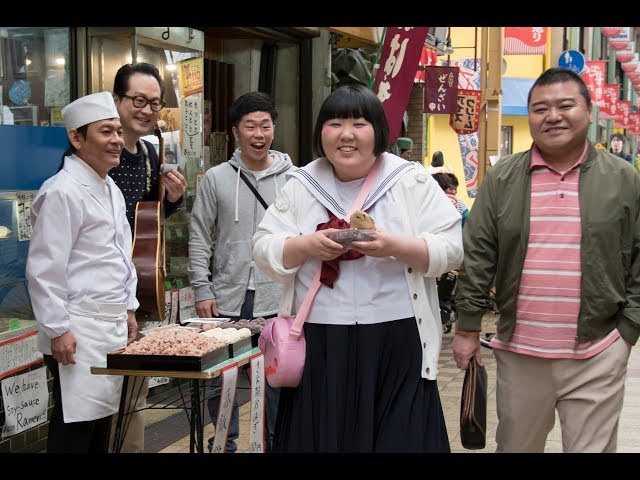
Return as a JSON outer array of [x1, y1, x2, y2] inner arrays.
[[61, 91, 119, 132]]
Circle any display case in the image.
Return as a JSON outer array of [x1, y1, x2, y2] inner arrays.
[[0, 190, 36, 326], [0, 27, 71, 127], [0, 190, 42, 382]]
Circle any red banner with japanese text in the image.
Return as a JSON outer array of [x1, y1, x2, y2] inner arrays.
[[599, 84, 619, 119], [615, 100, 630, 129], [424, 66, 459, 114], [372, 27, 430, 143], [450, 89, 482, 134], [503, 27, 547, 55], [628, 113, 640, 136], [582, 60, 606, 108]]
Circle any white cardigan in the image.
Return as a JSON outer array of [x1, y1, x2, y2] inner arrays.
[[252, 153, 463, 379]]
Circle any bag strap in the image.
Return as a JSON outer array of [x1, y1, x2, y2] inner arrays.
[[288, 158, 382, 340], [229, 163, 269, 210]]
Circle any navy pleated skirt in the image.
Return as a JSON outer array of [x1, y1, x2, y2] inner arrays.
[[272, 317, 450, 453]]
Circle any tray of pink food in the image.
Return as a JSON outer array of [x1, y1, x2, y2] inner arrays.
[[107, 320, 270, 371], [107, 326, 228, 371]]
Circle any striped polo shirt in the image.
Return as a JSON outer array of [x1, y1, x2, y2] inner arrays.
[[490, 143, 619, 358]]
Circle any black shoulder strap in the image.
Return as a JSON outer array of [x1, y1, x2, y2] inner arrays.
[[228, 163, 269, 210]]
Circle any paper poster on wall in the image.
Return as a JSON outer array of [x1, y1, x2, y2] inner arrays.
[[181, 96, 202, 159], [1, 367, 48, 438], [16, 192, 35, 241], [0, 331, 43, 379], [178, 286, 196, 323]]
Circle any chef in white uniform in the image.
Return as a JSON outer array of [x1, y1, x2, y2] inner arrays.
[[26, 91, 139, 453]]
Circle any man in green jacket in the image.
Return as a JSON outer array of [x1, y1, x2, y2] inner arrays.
[[454, 67, 640, 453]]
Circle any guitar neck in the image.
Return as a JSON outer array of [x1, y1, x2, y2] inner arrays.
[[154, 123, 165, 203]]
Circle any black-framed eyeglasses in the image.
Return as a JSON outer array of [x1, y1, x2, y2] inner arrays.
[[122, 94, 165, 112]]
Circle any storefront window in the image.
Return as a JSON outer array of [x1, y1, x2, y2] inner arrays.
[[0, 27, 71, 127]]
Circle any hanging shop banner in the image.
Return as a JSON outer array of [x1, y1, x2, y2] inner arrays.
[[616, 42, 635, 63], [608, 27, 630, 50], [450, 89, 481, 135], [424, 66, 459, 114], [615, 100, 630, 129], [599, 84, 620, 120], [582, 60, 606, 108], [414, 45, 439, 83], [444, 57, 482, 198], [372, 26, 430, 143], [601, 27, 622, 37], [628, 113, 640, 136], [503, 27, 547, 55]]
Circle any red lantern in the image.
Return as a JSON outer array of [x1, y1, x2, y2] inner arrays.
[[601, 27, 622, 37], [616, 43, 635, 63], [621, 59, 638, 73], [609, 27, 630, 50]]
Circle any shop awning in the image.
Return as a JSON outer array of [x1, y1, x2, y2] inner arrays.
[[502, 77, 535, 116]]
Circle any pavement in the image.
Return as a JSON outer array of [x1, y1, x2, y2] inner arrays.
[[144, 312, 640, 453]]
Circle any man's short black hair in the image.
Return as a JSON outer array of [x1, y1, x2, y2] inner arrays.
[[610, 132, 625, 143], [528, 67, 591, 109], [229, 91, 278, 127], [113, 63, 165, 99]]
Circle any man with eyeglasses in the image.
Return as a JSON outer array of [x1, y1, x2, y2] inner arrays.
[[109, 62, 187, 453]]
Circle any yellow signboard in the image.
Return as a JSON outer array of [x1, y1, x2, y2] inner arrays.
[[179, 57, 204, 98]]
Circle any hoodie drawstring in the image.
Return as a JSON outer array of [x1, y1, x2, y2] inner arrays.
[[234, 163, 242, 222], [273, 174, 279, 199]]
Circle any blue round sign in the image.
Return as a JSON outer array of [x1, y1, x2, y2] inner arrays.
[[8, 80, 31, 105], [558, 50, 586, 75]]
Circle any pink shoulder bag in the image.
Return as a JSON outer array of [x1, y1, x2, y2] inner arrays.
[[258, 159, 381, 388]]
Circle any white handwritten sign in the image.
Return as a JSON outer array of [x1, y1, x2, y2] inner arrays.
[[148, 377, 170, 389], [16, 192, 35, 241], [1, 367, 48, 437], [249, 353, 265, 453], [211, 364, 238, 453], [181, 95, 202, 159], [178, 286, 196, 323], [0, 332, 43, 379]]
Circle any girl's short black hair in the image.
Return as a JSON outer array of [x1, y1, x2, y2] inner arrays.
[[312, 84, 389, 158]]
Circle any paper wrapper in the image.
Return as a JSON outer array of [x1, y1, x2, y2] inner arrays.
[[328, 229, 376, 247]]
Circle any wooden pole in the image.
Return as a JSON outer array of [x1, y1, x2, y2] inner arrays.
[[477, 27, 503, 186]]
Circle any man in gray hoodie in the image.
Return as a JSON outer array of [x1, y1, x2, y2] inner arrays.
[[188, 91, 295, 452]]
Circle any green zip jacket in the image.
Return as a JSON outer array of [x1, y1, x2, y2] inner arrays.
[[455, 141, 640, 346]]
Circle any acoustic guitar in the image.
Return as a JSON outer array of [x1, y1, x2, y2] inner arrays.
[[131, 123, 166, 322]]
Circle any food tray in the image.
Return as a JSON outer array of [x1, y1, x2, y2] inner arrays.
[[228, 336, 253, 358], [328, 229, 375, 247], [107, 345, 229, 372]]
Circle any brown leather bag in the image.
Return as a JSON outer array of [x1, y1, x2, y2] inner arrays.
[[460, 357, 488, 449]]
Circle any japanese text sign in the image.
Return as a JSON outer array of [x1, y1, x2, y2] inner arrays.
[[615, 100, 630, 129], [179, 57, 204, 98], [372, 27, 429, 142], [503, 27, 547, 55], [582, 60, 606, 108], [450, 89, 482, 134], [424, 66, 459, 114], [599, 84, 619, 119]]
